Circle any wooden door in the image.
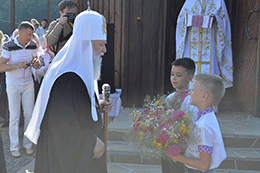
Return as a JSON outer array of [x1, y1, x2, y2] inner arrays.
[[164, 0, 185, 93], [228, 0, 260, 117], [122, 0, 167, 107]]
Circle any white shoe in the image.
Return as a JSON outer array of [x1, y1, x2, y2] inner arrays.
[[11, 150, 21, 157], [25, 148, 34, 155]]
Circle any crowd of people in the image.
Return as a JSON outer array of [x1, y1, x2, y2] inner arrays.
[[0, 0, 112, 172], [0, 0, 231, 172]]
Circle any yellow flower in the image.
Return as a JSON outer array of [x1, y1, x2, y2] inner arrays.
[[180, 123, 186, 130], [184, 114, 191, 119], [153, 139, 157, 145], [140, 131, 143, 140], [155, 100, 163, 105], [174, 138, 178, 143], [156, 142, 162, 148], [140, 122, 145, 126]]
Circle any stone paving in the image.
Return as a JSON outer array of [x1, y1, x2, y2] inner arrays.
[[0, 126, 35, 173], [108, 108, 260, 139], [6, 108, 260, 172]]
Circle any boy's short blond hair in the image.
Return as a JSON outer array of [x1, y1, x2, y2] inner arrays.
[[194, 74, 225, 105]]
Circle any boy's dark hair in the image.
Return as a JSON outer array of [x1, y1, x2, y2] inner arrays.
[[172, 58, 195, 75], [18, 21, 35, 31], [59, 0, 77, 12], [42, 19, 48, 22]]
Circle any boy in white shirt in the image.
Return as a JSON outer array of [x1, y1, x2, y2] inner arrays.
[[162, 58, 198, 173], [170, 74, 226, 172]]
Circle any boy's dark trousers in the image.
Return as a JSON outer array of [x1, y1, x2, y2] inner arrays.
[[161, 158, 184, 173]]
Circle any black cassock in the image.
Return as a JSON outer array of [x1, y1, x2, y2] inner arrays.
[[34, 72, 107, 173], [0, 134, 6, 173]]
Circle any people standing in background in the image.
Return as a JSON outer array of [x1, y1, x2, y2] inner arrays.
[[31, 18, 40, 30], [0, 34, 6, 172], [33, 38, 55, 84], [36, 19, 49, 47], [0, 21, 40, 158], [0, 31, 9, 128], [45, 0, 78, 54], [31, 33, 44, 98]]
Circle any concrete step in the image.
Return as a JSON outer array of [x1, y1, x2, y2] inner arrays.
[[108, 108, 260, 149], [107, 141, 260, 171], [107, 163, 162, 173], [17, 159, 163, 173], [108, 131, 260, 149], [220, 148, 260, 171], [107, 108, 260, 172], [17, 159, 260, 173], [107, 163, 260, 173]]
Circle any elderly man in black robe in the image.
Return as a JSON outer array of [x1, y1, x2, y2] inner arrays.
[[25, 9, 112, 173]]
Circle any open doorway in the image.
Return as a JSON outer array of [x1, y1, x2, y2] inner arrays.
[[164, 0, 185, 93]]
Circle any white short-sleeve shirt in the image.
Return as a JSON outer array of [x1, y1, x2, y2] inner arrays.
[[165, 91, 198, 121], [1, 37, 37, 85], [185, 107, 227, 170]]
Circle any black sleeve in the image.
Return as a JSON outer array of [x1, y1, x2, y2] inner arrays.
[[46, 72, 97, 151]]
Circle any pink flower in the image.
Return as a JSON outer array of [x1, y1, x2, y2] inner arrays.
[[134, 123, 140, 132], [160, 125, 169, 130], [167, 145, 181, 157], [156, 109, 164, 116], [143, 108, 150, 114], [158, 119, 164, 126], [157, 132, 169, 146], [171, 110, 185, 121]]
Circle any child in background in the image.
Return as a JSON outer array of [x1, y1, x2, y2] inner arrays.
[[162, 58, 198, 173], [31, 35, 54, 97], [34, 38, 55, 83], [170, 74, 226, 173], [31, 37, 54, 84]]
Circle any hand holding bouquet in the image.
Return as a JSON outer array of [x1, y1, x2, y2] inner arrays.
[[130, 95, 194, 160]]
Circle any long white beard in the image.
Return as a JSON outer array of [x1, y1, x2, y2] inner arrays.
[[93, 53, 103, 80]]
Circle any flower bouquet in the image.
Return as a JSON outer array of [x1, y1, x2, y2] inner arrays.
[[130, 95, 194, 160]]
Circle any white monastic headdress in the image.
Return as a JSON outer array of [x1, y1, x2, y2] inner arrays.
[[25, 10, 107, 144]]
